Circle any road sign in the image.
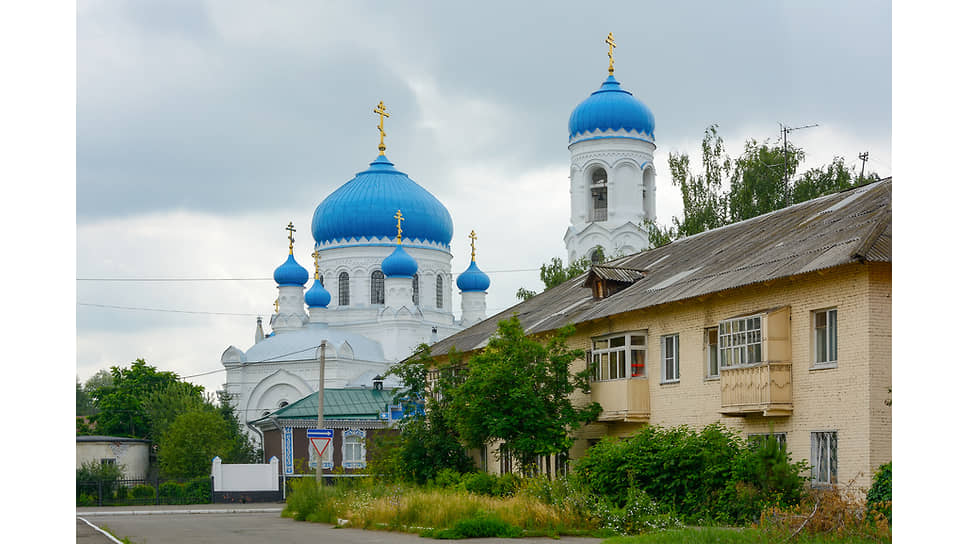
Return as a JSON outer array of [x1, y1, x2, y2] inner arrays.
[[307, 429, 333, 458]]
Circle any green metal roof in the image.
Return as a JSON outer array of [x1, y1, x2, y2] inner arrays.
[[251, 388, 397, 423]]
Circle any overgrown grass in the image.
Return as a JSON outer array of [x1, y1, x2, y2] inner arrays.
[[602, 527, 889, 544]]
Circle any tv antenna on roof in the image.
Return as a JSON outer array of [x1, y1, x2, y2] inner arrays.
[[778, 122, 819, 197]]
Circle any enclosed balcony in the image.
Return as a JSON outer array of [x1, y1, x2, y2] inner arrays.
[[720, 362, 793, 416], [590, 378, 650, 422]]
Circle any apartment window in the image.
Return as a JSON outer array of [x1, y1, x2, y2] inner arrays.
[[100, 458, 116, 467], [718, 315, 762, 368], [370, 271, 385, 305], [661, 334, 680, 383], [338, 272, 350, 306], [705, 327, 719, 378], [811, 431, 838, 485], [748, 432, 787, 451], [412, 274, 420, 305], [436, 275, 444, 308], [591, 332, 647, 381], [342, 429, 366, 469], [814, 309, 838, 367]]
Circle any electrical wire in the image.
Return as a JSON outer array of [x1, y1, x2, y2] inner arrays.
[[77, 302, 258, 317]]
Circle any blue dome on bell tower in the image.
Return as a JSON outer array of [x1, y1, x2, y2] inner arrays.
[[568, 75, 655, 141]]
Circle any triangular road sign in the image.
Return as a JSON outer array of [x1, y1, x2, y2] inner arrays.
[[310, 437, 332, 457]]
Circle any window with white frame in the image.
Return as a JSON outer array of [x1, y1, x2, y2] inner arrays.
[[661, 334, 679, 383], [810, 431, 838, 485], [718, 315, 762, 368], [342, 429, 367, 469], [705, 327, 719, 378], [338, 272, 350, 306], [370, 271, 385, 305], [436, 275, 444, 308], [591, 332, 647, 381], [814, 309, 838, 367]]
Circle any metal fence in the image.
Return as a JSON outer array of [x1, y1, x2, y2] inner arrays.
[[76, 477, 215, 507]]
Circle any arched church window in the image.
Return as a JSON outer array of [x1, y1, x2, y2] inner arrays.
[[436, 275, 444, 308], [338, 272, 350, 306], [370, 270, 385, 305], [590, 167, 608, 222], [591, 246, 605, 264], [278, 400, 289, 408], [412, 274, 420, 305]]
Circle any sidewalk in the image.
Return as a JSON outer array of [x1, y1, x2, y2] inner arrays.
[[77, 502, 285, 516]]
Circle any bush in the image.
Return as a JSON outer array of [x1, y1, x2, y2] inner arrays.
[[431, 468, 464, 489], [760, 486, 889, 541], [186, 477, 212, 503], [866, 462, 891, 525], [131, 484, 156, 499], [159, 481, 185, 502], [77, 493, 96, 507], [427, 513, 523, 539], [462, 472, 499, 496]]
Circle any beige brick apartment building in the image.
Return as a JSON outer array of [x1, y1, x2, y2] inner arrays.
[[429, 180, 891, 489]]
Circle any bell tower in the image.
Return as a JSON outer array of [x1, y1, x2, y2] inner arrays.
[[563, 33, 657, 265]]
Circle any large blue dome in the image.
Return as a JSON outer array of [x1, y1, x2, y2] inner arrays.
[[568, 75, 655, 140], [274, 254, 309, 287], [456, 260, 490, 292], [312, 155, 454, 248]]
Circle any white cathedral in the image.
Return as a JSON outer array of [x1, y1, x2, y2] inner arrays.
[[221, 34, 657, 431]]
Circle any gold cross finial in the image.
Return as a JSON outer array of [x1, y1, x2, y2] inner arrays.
[[273, 298, 279, 313], [394, 209, 405, 244], [311, 249, 320, 280], [285, 221, 296, 254], [469, 230, 478, 262], [374, 101, 390, 155], [605, 32, 617, 75]]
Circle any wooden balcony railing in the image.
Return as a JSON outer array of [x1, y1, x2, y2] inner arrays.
[[590, 378, 650, 422], [720, 362, 793, 417]]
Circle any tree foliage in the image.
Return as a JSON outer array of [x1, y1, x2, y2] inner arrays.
[[450, 316, 601, 470], [90, 359, 182, 439], [668, 125, 730, 238], [142, 381, 209, 441], [158, 410, 236, 478]]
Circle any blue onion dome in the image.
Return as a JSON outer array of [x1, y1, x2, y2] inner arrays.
[[304, 278, 331, 308], [312, 155, 454, 248], [456, 260, 490, 292], [568, 75, 655, 140], [381, 245, 419, 278], [273, 254, 309, 286]]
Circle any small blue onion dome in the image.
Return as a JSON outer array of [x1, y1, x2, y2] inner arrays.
[[456, 260, 490, 292], [273, 254, 309, 286], [381, 245, 419, 278], [568, 75, 655, 140], [312, 155, 454, 247], [304, 278, 331, 308]]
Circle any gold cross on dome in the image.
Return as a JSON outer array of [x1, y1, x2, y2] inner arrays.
[[311, 249, 320, 280], [394, 209, 405, 244], [605, 32, 617, 75], [374, 101, 390, 155], [273, 298, 279, 313], [285, 221, 296, 254], [469, 230, 478, 262]]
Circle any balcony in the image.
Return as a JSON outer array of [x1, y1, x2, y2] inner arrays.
[[590, 378, 650, 422], [720, 362, 793, 417]]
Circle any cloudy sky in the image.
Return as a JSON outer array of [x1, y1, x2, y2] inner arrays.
[[69, 1, 894, 395]]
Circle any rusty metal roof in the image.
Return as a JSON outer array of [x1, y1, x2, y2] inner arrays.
[[428, 179, 891, 357]]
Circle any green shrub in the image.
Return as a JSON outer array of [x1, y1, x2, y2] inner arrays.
[[431, 468, 464, 489], [428, 512, 524, 539], [462, 472, 499, 496], [131, 484, 156, 499], [186, 477, 211, 503], [866, 462, 891, 525], [159, 481, 185, 502], [77, 493, 96, 507], [721, 434, 808, 522], [493, 473, 522, 497], [283, 477, 351, 523], [592, 487, 683, 535]]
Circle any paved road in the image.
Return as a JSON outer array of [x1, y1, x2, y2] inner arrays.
[[77, 504, 603, 544]]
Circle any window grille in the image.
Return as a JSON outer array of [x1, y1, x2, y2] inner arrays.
[[412, 274, 420, 305], [436, 275, 444, 308], [338, 272, 349, 306], [370, 270, 385, 305]]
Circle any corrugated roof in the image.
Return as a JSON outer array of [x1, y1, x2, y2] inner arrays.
[[250, 388, 397, 424], [584, 265, 646, 285], [429, 179, 891, 357]]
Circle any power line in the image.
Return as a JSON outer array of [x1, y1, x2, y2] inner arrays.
[[77, 302, 259, 317], [76, 267, 541, 282]]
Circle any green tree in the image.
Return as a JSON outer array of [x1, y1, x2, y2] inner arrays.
[[667, 125, 730, 237], [727, 138, 801, 223], [158, 410, 236, 478], [382, 345, 474, 483], [451, 316, 601, 472], [142, 381, 208, 441], [77, 377, 94, 417], [90, 359, 181, 439]]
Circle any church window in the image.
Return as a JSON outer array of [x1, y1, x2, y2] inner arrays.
[[338, 272, 350, 306], [412, 274, 420, 305], [436, 275, 444, 308], [278, 400, 289, 408], [370, 270, 385, 305], [590, 246, 605, 264], [590, 168, 608, 222], [342, 429, 366, 469]]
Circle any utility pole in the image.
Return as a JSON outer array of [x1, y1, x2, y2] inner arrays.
[[316, 340, 326, 485], [858, 151, 869, 181]]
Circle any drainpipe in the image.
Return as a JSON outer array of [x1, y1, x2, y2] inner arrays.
[[246, 420, 265, 463], [267, 416, 286, 501]]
